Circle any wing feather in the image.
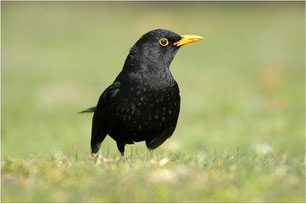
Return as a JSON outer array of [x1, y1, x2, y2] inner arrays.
[[90, 82, 121, 153]]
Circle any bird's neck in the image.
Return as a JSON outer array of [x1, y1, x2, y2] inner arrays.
[[118, 54, 176, 88], [123, 49, 172, 72]]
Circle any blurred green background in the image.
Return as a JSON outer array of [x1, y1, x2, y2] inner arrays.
[[2, 2, 305, 202], [2, 2, 304, 158]]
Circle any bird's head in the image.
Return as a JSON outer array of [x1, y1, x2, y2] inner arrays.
[[125, 29, 203, 71]]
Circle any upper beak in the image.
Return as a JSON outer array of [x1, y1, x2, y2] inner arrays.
[[173, 35, 204, 47]]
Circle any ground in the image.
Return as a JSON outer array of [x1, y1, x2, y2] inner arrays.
[[2, 2, 305, 202], [2, 151, 304, 202]]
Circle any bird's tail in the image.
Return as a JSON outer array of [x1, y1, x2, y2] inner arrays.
[[79, 106, 96, 113]]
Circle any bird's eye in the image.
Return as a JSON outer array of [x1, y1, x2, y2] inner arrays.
[[159, 38, 169, 46]]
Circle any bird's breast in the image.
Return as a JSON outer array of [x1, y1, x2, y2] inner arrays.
[[123, 81, 180, 118], [113, 81, 180, 140]]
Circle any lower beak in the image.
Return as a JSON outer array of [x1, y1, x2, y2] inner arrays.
[[173, 35, 204, 47]]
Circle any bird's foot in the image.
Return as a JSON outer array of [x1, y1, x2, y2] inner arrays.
[[90, 153, 103, 163], [149, 150, 158, 160]]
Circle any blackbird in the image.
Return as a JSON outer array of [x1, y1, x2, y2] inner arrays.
[[82, 29, 203, 156]]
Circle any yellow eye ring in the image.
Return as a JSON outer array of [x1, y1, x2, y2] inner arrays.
[[159, 38, 169, 46]]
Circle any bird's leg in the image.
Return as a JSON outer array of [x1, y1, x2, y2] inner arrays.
[[149, 149, 158, 160], [116, 142, 125, 157], [149, 149, 153, 157]]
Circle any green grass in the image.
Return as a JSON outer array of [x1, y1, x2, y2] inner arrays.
[[2, 2, 305, 202], [2, 151, 304, 202]]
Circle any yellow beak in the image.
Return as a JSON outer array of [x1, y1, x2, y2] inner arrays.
[[173, 35, 204, 47]]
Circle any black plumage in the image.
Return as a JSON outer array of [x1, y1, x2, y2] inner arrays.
[[83, 29, 203, 156]]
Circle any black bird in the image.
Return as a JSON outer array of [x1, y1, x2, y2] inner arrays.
[[83, 29, 203, 156]]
